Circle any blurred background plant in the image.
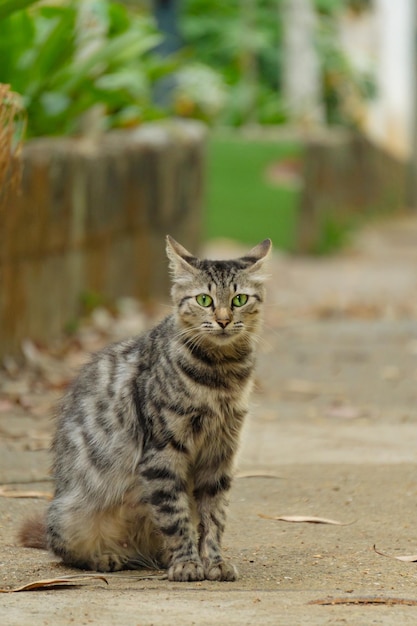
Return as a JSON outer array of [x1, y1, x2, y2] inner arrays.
[[0, 0, 180, 137], [0, 0, 389, 256], [0, 0, 376, 137], [314, 0, 376, 127], [179, 0, 375, 128], [178, 0, 286, 127]]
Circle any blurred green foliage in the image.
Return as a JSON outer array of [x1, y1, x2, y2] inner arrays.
[[314, 0, 376, 126], [0, 0, 375, 136], [0, 0, 42, 20], [179, 0, 375, 128], [0, 0, 179, 137], [179, 0, 285, 126]]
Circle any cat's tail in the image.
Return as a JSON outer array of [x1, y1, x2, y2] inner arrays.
[[18, 513, 48, 550]]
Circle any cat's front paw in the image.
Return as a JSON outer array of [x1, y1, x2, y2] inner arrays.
[[204, 559, 238, 581], [168, 560, 205, 582]]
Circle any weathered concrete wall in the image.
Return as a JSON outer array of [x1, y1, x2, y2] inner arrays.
[[297, 131, 408, 253], [0, 121, 206, 357]]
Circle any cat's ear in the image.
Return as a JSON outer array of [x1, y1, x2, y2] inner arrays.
[[166, 235, 199, 278], [241, 238, 272, 277], [239, 238, 272, 282], [247, 238, 272, 262]]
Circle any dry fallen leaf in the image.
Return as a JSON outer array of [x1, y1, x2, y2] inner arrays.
[[380, 365, 401, 381], [235, 471, 282, 479], [309, 596, 417, 606], [325, 404, 362, 420], [0, 574, 108, 593], [0, 399, 14, 413], [259, 514, 353, 526], [104, 572, 166, 581], [24, 437, 52, 452], [1, 379, 32, 397], [373, 545, 417, 562], [284, 379, 319, 397], [20, 339, 73, 390], [0, 486, 52, 500]]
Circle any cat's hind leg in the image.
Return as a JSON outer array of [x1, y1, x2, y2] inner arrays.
[[47, 499, 162, 572]]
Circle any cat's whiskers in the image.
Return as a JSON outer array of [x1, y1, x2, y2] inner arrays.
[[173, 325, 211, 353], [173, 324, 205, 342], [159, 303, 176, 312]]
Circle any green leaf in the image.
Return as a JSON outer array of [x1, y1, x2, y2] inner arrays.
[[95, 70, 148, 99], [0, 11, 35, 88], [39, 91, 70, 116], [53, 28, 161, 95], [0, 0, 42, 21], [25, 6, 76, 97], [0, 0, 181, 136]]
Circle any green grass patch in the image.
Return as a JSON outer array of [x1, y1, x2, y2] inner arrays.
[[205, 133, 303, 250]]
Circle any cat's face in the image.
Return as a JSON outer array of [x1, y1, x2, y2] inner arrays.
[[166, 237, 271, 346]]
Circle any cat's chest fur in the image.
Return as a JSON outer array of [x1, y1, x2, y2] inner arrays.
[[176, 381, 252, 464], [145, 320, 255, 462]]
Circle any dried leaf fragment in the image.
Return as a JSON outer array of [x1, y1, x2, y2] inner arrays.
[[0, 486, 52, 500], [0, 399, 14, 413], [104, 572, 166, 581], [236, 470, 282, 479], [373, 545, 417, 562], [0, 575, 108, 593], [310, 596, 417, 606], [259, 514, 353, 526], [284, 378, 319, 396], [325, 404, 362, 420], [380, 365, 401, 381]]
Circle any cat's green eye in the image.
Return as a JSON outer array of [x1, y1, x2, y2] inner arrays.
[[196, 293, 213, 307], [232, 294, 248, 307]]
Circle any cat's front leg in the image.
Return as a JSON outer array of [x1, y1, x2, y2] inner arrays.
[[139, 451, 204, 582], [194, 474, 238, 581]]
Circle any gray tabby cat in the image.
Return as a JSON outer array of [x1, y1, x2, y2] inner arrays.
[[20, 236, 271, 582]]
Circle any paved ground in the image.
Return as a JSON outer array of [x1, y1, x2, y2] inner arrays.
[[2, 216, 417, 624]]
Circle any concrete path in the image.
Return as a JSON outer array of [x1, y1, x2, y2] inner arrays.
[[2, 217, 417, 624]]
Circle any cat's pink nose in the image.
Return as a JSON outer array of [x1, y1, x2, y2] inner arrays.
[[217, 319, 230, 329]]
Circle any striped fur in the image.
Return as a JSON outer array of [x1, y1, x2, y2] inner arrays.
[[34, 237, 271, 581]]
